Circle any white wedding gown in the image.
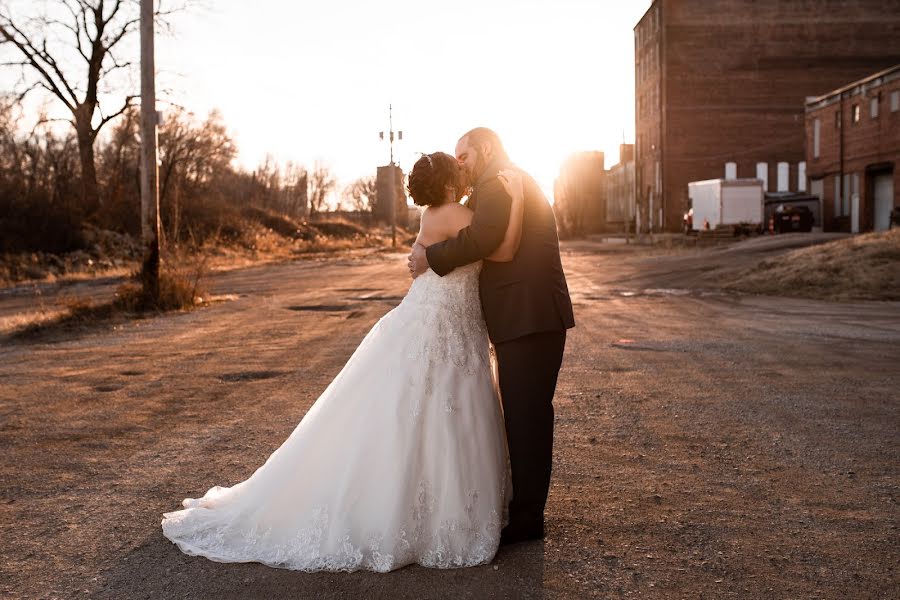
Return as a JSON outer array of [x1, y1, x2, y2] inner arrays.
[[161, 262, 511, 572]]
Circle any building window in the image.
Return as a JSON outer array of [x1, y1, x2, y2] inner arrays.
[[835, 110, 841, 128], [851, 104, 860, 123], [870, 96, 879, 119], [813, 118, 821, 158], [891, 90, 899, 112]]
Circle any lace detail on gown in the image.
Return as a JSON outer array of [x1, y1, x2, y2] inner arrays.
[[161, 262, 511, 572]]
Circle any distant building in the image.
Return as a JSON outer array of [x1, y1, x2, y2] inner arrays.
[[635, 0, 900, 232], [805, 65, 900, 232], [374, 164, 408, 228], [553, 151, 606, 236], [606, 144, 636, 232]]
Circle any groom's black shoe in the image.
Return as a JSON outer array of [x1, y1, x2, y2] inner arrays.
[[499, 522, 544, 546]]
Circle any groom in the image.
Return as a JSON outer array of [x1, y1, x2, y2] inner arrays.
[[407, 127, 575, 545]]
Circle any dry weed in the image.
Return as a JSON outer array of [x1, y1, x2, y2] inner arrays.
[[722, 229, 900, 300]]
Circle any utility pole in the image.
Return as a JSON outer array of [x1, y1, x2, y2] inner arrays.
[[379, 105, 402, 248], [140, 0, 161, 302]]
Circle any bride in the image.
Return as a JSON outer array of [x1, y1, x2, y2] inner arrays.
[[161, 151, 526, 572]]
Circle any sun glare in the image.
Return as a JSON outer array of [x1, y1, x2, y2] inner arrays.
[[155, 0, 648, 203], [1, 0, 651, 205]]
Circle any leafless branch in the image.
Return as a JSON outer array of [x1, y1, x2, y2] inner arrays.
[[0, 19, 77, 112], [91, 94, 136, 141], [14, 81, 43, 104]]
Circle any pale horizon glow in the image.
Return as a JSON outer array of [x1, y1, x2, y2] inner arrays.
[[4, 0, 652, 204]]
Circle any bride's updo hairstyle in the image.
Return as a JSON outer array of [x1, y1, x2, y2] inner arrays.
[[407, 152, 462, 207]]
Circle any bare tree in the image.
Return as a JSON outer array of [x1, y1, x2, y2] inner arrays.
[[281, 161, 308, 217], [157, 108, 235, 242], [0, 0, 175, 215], [344, 176, 377, 213], [307, 161, 336, 216]]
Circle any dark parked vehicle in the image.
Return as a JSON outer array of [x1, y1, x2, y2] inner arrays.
[[773, 205, 814, 233], [891, 207, 900, 229]]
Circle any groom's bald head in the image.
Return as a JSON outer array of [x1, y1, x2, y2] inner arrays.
[[458, 127, 509, 163], [455, 127, 509, 185]]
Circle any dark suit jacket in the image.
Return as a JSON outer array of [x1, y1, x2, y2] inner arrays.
[[426, 158, 575, 343]]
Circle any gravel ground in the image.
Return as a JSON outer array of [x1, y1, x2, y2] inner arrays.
[[0, 240, 898, 599]]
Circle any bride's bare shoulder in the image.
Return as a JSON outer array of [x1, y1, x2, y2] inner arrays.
[[433, 202, 472, 226], [423, 202, 471, 223], [419, 202, 473, 244]]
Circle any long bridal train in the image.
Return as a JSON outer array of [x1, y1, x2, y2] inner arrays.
[[162, 262, 511, 572]]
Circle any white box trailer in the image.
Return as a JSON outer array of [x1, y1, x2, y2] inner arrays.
[[688, 178, 764, 230]]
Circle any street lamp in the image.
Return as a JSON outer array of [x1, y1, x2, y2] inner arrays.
[[379, 104, 403, 247]]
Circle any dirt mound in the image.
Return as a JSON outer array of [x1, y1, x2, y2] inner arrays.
[[308, 219, 369, 239], [721, 229, 900, 300], [240, 207, 318, 241]]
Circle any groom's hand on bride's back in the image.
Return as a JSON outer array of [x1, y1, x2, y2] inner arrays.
[[408, 243, 429, 279]]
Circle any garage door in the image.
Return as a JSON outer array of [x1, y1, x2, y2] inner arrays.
[[873, 174, 894, 232]]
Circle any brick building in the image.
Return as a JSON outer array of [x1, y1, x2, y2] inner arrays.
[[553, 151, 606, 236], [634, 0, 900, 232], [805, 65, 900, 232]]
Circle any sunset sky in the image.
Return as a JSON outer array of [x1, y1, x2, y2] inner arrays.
[[5, 0, 652, 203], [154, 0, 651, 201]]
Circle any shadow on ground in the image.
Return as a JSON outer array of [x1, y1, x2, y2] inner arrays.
[[96, 535, 548, 600]]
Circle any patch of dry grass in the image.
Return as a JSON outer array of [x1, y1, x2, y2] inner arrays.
[[0, 216, 388, 288], [722, 229, 900, 301], [114, 264, 208, 312], [10, 263, 208, 341]]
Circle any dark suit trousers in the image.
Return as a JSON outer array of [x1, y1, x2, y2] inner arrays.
[[494, 329, 566, 529]]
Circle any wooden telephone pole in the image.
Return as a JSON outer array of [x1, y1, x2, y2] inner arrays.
[[140, 0, 161, 302]]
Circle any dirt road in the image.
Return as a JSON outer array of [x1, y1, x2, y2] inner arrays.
[[1, 242, 898, 599]]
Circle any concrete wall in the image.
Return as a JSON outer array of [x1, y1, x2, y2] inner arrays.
[[606, 145, 636, 227], [554, 152, 607, 235], [374, 164, 408, 228]]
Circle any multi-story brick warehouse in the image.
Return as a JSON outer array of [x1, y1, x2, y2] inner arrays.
[[634, 0, 900, 232], [806, 65, 900, 232]]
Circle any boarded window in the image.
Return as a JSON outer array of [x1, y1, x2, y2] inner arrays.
[[851, 104, 860, 123], [777, 162, 789, 192], [871, 96, 879, 119], [892, 90, 899, 112], [813, 118, 821, 158], [725, 162, 737, 180], [756, 162, 769, 191], [798, 162, 807, 192]]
